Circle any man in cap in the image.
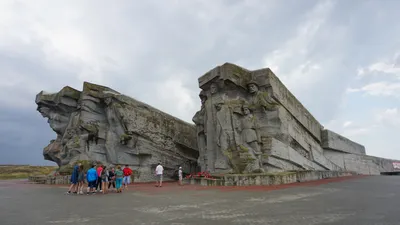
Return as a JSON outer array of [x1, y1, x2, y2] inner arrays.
[[246, 80, 278, 112]]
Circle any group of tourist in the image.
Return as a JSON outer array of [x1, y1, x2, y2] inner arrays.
[[65, 162, 179, 195], [66, 163, 133, 195]]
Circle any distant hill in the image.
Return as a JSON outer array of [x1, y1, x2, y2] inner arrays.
[[0, 165, 57, 180]]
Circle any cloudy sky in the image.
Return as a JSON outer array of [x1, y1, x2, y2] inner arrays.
[[0, 0, 399, 165]]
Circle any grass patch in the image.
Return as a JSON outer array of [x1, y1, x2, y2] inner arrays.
[[0, 165, 57, 180]]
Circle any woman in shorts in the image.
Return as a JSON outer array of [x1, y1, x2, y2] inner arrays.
[[101, 166, 109, 194]]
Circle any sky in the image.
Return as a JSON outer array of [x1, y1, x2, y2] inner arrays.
[[0, 0, 399, 166]]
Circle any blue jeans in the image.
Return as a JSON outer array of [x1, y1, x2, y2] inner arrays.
[[123, 176, 131, 185], [116, 178, 123, 189]]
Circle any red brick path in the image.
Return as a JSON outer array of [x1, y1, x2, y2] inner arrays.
[[2, 175, 367, 193]]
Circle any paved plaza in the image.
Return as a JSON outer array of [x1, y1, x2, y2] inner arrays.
[[1, 176, 400, 225]]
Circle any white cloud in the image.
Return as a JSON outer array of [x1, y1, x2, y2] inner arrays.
[[263, 0, 335, 89], [348, 82, 400, 98], [1, 0, 400, 164], [357, 52, 400, 79], [343, 121, 353, 128], [376, 108, 400, 127]]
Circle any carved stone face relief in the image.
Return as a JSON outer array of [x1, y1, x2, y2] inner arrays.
[[199, 91, 207, 105], [200, 96, 207, 105], [38, 106, 51, 118], [243, 107, 251, 115], [104, 97, 112, 106], [215, 102, 223, 111], [210, 83, 218, 95], [248, 83, 258, 94]]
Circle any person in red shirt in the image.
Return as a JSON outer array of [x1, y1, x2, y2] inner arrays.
[[96, 164, 103, 192], [122, 165, 133, 190]]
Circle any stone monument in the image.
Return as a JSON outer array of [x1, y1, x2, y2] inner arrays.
[[192, 63, 398, 175], [36, 63, 400, 182], [36, 82, 198, 181]]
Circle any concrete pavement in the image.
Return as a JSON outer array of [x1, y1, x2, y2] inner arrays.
[[1, 176, 400, 225]]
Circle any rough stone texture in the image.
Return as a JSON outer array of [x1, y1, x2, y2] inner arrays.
[[36, 82, 198, 181], [193, 63, 399, 175], [322, 129, 366, 155], [193, 63, 341, 174], [36, 63, 400, 179], [324, 150, 399, 175]]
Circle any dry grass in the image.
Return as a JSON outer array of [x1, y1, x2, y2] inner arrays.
[[0, 165, 57, 180]]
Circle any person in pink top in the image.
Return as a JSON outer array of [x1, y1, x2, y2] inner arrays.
[[96, 164, 103, 192]]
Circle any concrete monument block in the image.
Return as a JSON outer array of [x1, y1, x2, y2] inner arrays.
[[194, 63, 339, 174], [321, 129, 366, 155], [36, 82, 198, 181]]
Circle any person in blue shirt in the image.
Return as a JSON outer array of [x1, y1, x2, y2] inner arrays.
[[86, 164, 98, 195], [67, 163, 81, 194]]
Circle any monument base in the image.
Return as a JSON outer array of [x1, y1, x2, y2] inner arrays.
[[186, 170, 357, 186]]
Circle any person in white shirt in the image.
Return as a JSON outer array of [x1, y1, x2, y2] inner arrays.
[[155, 163, 164, 187], [178, 166, 183, 186]]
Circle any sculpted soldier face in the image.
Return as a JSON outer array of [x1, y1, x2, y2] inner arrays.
[[215, 103, 223, 111], [38, 106, 69, 134], [200, 96, 207, 105], [210, 83, 218, 95], [248, 83, 258, 94], [243, 107, 251, 115]]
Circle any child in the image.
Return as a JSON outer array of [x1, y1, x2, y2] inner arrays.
[[122, 165, 133, 190], [101, 166, 108, 194], [86, 164, 98, 195], [115, 166, 123, 193], [77, 165, 85, 194]]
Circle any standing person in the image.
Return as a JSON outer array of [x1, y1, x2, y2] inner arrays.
[[96, 164, 103, 192], [101, 166, 108, 194], [86, 165, 98, 195], [178, 166, 183, 186], [122, 165, 133, 190], [115, 166, 124, 193], [77, 165, 85, 195], [108, 167, 116, 192], [66, 162, 80, 194], [155, 162, 164, 187]]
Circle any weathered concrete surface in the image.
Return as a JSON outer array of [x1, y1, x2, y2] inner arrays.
[[36, 82, 198, 181], [2, 176, 400, 225], [262, 68, 323, 142], [324, 150, 399, 175], [193, 62, 399, 175], [322, 129, 366, 155], [188, 170, 354, 186], [194, 63, 340, 174]]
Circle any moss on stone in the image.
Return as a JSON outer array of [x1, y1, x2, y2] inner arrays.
[[73, 136, 80, 148], [75, 160, 93, 171], [238, 145, 249, 152], [120, 133, 132, 141], [82, 123, 98, 134], [58, 164, 73, 175]]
